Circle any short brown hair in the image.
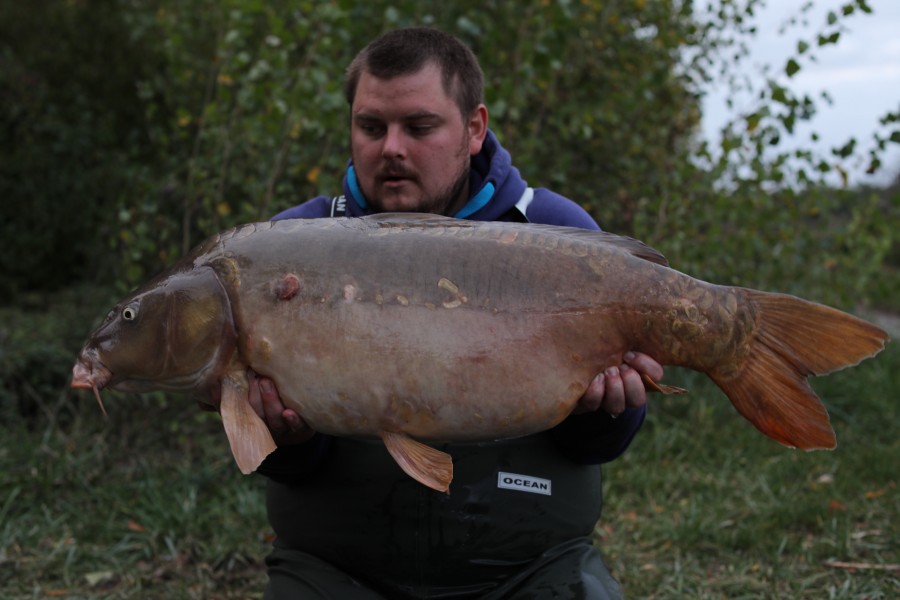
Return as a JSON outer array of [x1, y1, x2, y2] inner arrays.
[[344, 27, 484, 118]]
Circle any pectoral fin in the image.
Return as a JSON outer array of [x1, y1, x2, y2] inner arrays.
[[381, 431, 453, 493], [642, 373, 688, 395], [220, 376, 277, 474]]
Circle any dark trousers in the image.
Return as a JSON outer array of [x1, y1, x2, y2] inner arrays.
[[263, 537, 623, 600]]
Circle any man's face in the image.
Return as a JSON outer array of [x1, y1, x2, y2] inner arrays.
[[350, 62, 487, 216]]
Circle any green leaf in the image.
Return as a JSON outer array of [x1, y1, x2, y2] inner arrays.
[[866, 156, 881, 174], [770, 84, 788, 104], [818, 32, 841, 46], [785, 59, 801, 78], [832, 138, 856, 158]]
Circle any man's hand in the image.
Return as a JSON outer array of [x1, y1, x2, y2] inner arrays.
[[247, 371, 315, 446], [574, 352, 664, 417]]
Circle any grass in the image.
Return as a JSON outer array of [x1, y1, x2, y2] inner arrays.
[[0, 397, 270, 599], [602, 342, 899, 598], [1, 291, 897, 598]]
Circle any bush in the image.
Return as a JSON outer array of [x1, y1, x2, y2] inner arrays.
[[0, 0, 163, 298], [0, 285, 117, 426]]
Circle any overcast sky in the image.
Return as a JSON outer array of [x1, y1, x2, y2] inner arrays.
[[701, 0, 900, 187]]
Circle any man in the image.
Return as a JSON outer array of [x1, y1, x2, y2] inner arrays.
[[251, 27, 663, 599]]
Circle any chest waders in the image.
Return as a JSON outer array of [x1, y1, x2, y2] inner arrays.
[[263, 198, 622, 599]]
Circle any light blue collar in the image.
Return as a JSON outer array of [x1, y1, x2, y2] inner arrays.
[[453, 182, 495, 219], [347, 166, 368, 210], [347, 165, 496, 218]]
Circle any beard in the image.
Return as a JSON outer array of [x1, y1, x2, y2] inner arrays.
[[353, 133, 472, 216], [417, 156, 470, 216]]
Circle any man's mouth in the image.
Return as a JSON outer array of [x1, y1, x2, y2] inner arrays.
[[378, 165, 416, 186], [380, 174, 412, 184]]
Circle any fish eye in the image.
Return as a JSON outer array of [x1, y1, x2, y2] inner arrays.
[[122, 306, 138, 321]]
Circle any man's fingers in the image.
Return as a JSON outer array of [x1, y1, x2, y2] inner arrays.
[[282, 409, 303, 431], [248, 374, 313, 445], [603, 366, 625, 416], [620, 364, 648, 409], [259, 377, 287, 429], [247, 372, 265, 419], [624, 351, 664, 382], [574, 373, 605, 414]]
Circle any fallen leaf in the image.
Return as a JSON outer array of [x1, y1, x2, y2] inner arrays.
[[851, 529, 881, 540], [85, 570, 115, 586], [824, 561, 900, 571], [127, 519, 146, 533]]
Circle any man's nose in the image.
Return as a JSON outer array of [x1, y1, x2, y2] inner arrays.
[[381, 125, 407, 159]]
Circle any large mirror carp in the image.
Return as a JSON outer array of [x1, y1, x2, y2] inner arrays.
[[71, 214, 888, 492]]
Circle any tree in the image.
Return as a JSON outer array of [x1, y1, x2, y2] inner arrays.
[[0, 0, 162, 295], [1, 0, 896, 310]]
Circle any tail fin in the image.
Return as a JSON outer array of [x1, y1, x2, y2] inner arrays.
[[710, 290, 888, 450]]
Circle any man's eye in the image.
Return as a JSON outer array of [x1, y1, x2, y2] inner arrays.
[[358, 123, 384, 136], [408, 125, 434, 136]]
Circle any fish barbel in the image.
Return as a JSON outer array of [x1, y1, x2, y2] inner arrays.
[[71, 214, 889, 491]]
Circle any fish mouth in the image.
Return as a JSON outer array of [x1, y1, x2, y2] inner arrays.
[[71, 352, 112, 416]]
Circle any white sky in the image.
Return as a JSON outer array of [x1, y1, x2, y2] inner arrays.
[[701, 0, 900, 187]]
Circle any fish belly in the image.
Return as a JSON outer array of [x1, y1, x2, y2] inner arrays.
[[251, 302, 622, 441]]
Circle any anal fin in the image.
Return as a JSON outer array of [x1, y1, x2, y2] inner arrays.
[[382, 431, 453, 493], [220, 374, 277, 474]]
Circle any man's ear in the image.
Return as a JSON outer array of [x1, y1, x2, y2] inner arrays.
[[467, 104, 489, 156]]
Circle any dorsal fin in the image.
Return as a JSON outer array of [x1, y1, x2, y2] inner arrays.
[[580, 230, 669, 267], [361, 212, 476, 228], [357, 213, 669, 267]]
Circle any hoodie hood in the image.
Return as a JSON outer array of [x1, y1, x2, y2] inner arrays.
[[340, 129, 529, 220]]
